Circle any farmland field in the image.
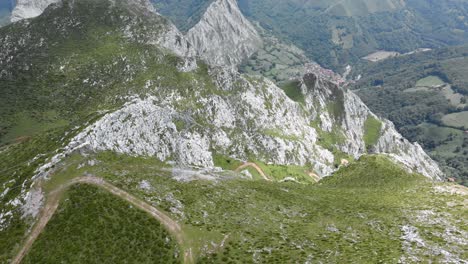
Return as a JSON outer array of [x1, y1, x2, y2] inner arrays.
[[442, 111, 468, 129], [416, 76, 446, 87]]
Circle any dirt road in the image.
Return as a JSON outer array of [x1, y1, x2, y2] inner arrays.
[[12, 176, 193, 264], [235, 162, 272, 181]]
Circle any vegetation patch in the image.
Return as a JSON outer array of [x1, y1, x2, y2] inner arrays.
[[262, 128, 301, 141], [254, 160, 314, 183], [0, 129, 72, 263], [321, 155, 427, 189], [353, 45, 468, 185], [442, 111, 468, 130], [317, 127, 346, 151], [280, 80, 305, 104], [363, 116, 382, 150], [416, 76, 446, 87], [212, 154, 243, 171], [23, 184, 180, 264]]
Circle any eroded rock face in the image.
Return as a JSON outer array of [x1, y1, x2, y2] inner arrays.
[[186, 0, 262, 67], [300, 72, 443, 180], [375, 121, 443, 180], [67, 75, 336, 177]]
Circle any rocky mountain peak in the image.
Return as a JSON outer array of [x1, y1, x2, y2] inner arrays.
[[298, 71, 443, 180], [11, 0, 60, 22], [10, 0, 157, 22], [186, 0, 262, 67]]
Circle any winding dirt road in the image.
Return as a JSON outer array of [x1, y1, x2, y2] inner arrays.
[[12, 176, 193, 264], [235, 162, 272, 181]]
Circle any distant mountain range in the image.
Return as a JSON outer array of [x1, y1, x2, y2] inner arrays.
[[154, 0, 468, 71]]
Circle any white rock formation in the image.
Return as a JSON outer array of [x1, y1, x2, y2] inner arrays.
[[10, 0, 59, 22], [300, 72, 443, 180], [66, 77, 336, 176], [10, 0, 160, 23], [186, 0, 262, 67], [154, 22, 197, 70], [375, 121, 443, 180]]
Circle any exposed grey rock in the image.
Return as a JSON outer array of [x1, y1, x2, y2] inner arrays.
[[21, 188, 44, 219], [10, 0, 158, 23], [66, 76, 336, 176], [299, 71, 443, 180], [11, 0, 59, 22], [186, 0, 262, 67], [154, 22, 197, 64], [375, 121, 443, 180]]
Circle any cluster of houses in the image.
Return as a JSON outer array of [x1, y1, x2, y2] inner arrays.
[[304, 63, 348, 86]]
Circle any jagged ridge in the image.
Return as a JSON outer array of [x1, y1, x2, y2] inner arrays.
[[186, 0, 262, 67]]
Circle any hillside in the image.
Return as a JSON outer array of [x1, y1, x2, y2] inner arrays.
[[8, 153, 467, 263], [0, 0, 466, 263], [352, 45, 468, 185]]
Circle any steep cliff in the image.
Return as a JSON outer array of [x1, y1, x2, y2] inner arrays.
[[299, 72, 443, 179], [186, 0, 262, 67]]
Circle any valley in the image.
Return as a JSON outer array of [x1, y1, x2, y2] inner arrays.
[[352, 45, 468, 185], [156, 0, 468, 70]]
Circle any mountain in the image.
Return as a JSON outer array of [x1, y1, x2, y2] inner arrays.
[[186, 0, 262, 67], [154, 0, 468, 71], [0, 0, 466, 263], [352, 45, 468, 185], [0, 0, 442, 180]]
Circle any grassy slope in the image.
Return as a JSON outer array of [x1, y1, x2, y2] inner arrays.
[[442, 111, 468, 129], [0, 0, 219, 145], [416, 76, 446, 87], [363, 116, 382, 150], [279, 80, 305, 104], [23, 184, 180, 264], [416, 123, 468, 185], [25, 152, 466, 263], [0, 131, 70, 262]]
